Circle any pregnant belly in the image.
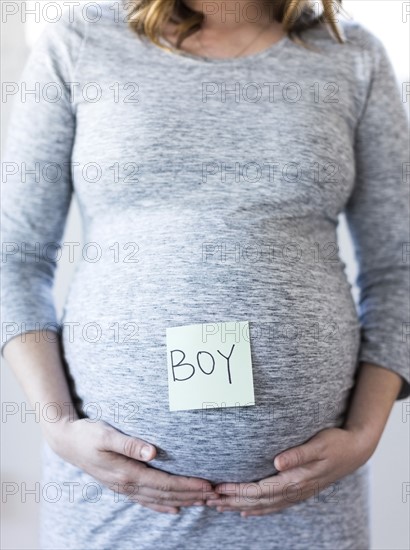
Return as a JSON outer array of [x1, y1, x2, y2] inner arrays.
[[61, 215, 361, 483]]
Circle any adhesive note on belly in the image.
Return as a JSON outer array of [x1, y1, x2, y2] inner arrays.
[[166, 320, 255, 412]]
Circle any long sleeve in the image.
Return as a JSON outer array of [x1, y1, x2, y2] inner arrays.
[[344, 30, 410, 400], [1, 14, 85, 353]]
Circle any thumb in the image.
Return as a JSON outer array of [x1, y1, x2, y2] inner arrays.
[[274, 440, 319, 471], [102, 426, 157, 462]]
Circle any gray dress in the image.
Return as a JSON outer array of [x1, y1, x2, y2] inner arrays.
[[2, 2, 409, 549]]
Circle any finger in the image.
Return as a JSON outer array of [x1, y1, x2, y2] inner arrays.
[[101, 427, 157, 462], [212, 496, 290, 513], [141, 503, 180, 514], [208, 472, 307, 508], [215, 497, 296, 516], [129, 494, 205, 507], [273, 441, 322, 471], [213, 482, 246, 496], [142, 468, 216, 496], [212, 480, 273, 499], [101, 463, 216, 502], [240, 492, 306, 516], [230, 481, 321, 514], [114, 467, 217, 501], [104, 478, 206, 507], [207, 495, 270, 509], [211, 480, 283, 504], [120, 480, 210, 503], [210, 474, 325, 514], [240, 506, 283, 517], [103, 473, 212, 503], [129, 484, 211, 503]]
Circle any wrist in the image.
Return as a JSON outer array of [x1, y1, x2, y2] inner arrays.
[[40, 403, 79, 450], [341, 361, 399, 458], [344, 423, 380, 460]]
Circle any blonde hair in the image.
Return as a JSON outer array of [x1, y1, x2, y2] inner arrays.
[[126, 0, 346, 52]]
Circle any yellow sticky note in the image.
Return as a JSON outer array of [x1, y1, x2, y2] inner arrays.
[[166, 320, 255, 412]]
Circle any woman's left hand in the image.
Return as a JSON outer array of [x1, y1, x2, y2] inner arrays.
[[205, 427, 377, 517]]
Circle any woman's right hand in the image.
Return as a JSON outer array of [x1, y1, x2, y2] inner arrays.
[[46, 417, 217, 514]]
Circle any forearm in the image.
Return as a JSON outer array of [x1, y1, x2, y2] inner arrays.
[[342, 361, 403, 450], [2, 332, 79, 441]]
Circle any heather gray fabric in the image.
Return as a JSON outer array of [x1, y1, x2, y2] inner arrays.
[[2, 1, 410, 548]]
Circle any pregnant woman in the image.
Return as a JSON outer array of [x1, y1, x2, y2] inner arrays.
[[2, 0, 409, 548]]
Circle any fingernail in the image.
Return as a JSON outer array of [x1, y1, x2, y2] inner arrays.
[[140, 445, 152, 459]]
